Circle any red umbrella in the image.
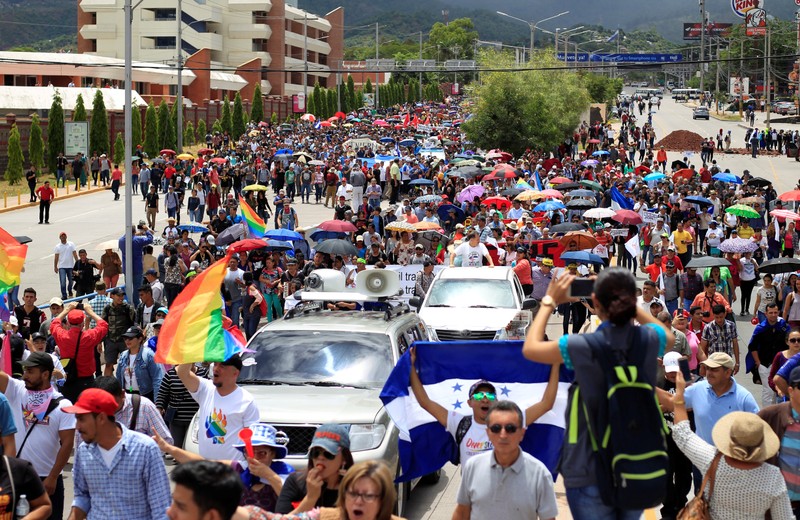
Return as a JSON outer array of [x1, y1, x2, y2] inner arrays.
[[209, 157, 227, 165], [228, 239, 270, 254], [160, 149, 176, 156], [319, 121, 333, 127], [258, 121, 269, 127], [588, 138, 601, 144], [673, 168, 695, 180], [634, 165, 651, 175], [542, 158, 562, 171], [482, 197, 512, 210], [327, 116, 339, 122], [779, 190, 800, 202], [612, 209, 643, 225], [549, 177, 571, 184], [318, 220, 358, 233], [335, 111, 346, 119], [197, 147, 213, 155]]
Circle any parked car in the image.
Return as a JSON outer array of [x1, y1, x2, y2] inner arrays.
[[693, 106, 710, 120]]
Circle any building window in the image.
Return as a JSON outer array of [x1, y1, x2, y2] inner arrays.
[[154, 36, 176, 49], [153, 8, 176, 20], [253, 11, 268, 24], [252, 39, 267, 52]]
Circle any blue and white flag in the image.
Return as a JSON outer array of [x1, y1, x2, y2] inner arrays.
[[313, 120, 322, 130], [380, 341, 571, 482], [607, 30, 620, 42], [534, 169, 544, 191], [610, 186, 634, 211]]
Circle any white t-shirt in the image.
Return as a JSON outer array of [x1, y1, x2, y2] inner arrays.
[[189, 378, 260, 460], [53, 241, 77, 269], [21, 351, 65, 383], [5, 379, 75, 477], [98, 438, 123, 469], [454, 242, 489, 267]]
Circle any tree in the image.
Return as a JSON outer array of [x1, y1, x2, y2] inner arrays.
[[29, 113, 44, 171], [250, 84, 263, 123], [462, 50, 590, 156], [132, 103, 142, 150], [347, 75, 356, 112], [184, 121, 195, 146], [221, 98, 232, 135], [365, 78, 373, 94], [212, 119, 222, 134], [232, 92, 246, 139], [428, 18, 478, 60], [144, 101, 159, 158], [5, 124, 24, 185], [73, 93, 87, 122], [157, 100, 171, 151], [47, 92, 65, 173], [327, 89, 337, 118], [89, 89, 109, 156], [197, 119, 207, 142], [113, 131, 124, 166], [271, 112, 278, 126], [166, 105, 177, 151]]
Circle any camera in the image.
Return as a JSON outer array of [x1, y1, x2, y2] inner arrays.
[[702, 311, 710, 318], [75, 303, 84, 310]]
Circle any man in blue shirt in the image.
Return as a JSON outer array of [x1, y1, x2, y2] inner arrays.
[[774, 350, 800, 398], [0, 391, 16, 456], [118, 225, 154, 306]]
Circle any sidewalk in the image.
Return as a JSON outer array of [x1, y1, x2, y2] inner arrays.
[[0, 181, 123, 214]]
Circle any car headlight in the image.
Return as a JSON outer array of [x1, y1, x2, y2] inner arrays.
[[349, 424, 386, 452]]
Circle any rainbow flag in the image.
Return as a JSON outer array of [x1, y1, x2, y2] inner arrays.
[[0, 227, 27, 294], [154, 254, 246, 365], [239, 197, 266, 238]]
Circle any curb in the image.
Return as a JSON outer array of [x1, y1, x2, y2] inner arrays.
[[0, 183, 125, 215]]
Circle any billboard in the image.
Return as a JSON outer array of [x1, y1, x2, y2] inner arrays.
[[729, 77, 750, 97], [64, 121, 89, 157], [292, 93, 305, 113], [682, 23, 733, 40], [731, 0, 766, 36]]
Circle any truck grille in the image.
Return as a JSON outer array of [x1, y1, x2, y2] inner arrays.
[[272, 425, 320, 456], [435, 329, 496, 341]]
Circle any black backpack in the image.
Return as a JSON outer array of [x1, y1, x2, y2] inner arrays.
[[451, 415, 473, 465], [569, 327, 669, 510]]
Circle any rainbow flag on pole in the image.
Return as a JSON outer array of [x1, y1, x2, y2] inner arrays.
[[239, 197, 266, 238], [0, 227, 27, 294], [154, 254, 246, 365]]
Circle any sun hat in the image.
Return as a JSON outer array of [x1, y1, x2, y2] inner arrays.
[[701, 352, 735, 369], [233, 423, 288, 459], [541, 258, 554, 267], [711, 412, 779, 462]]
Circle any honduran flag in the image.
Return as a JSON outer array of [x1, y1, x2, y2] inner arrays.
[[610, 186, 634, 211], [380, 341, 571, 482]]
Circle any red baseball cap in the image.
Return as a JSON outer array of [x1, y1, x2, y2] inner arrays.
[[62, 388, 119, 416], [67, 310, 84, 325], [673, 309, 691, 320]]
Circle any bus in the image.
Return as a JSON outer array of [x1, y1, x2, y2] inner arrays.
[[672, 88, 701, 101], [634, 88, 661, 99]]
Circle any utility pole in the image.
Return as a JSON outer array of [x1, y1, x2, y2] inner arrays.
[[715, 37, 720, 111], [765, 24, 771, 126], [375, 22, 379, 108], [699, 0, 706, 91], [123, 0, 133, 304], [176, 0, 183, 152]]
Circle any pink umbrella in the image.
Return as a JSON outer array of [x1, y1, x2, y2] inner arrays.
[[301, 113, 316, 122], [541, 189, 564, 199], [612, 209, 643, 225], [318, 220, 358, 233], [456, 184, 485, 203], [769, 209, 800, 221]]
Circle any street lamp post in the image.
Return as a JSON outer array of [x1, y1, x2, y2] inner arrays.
[[495, 10, 568, 60], [556, 26, 584, 63], [563, 29, 591, 65], [124, 0, 133, 304]]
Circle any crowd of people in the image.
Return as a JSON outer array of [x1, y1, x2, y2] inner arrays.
[[5, 92, 800, 520]]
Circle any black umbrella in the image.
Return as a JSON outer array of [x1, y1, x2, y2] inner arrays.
[[13, 235, 32, 244], [215, 223, 246, 246], [549, 223, 586, 234], [757, 257, 800, 274], [685, 256, 731, 269], [501, 188, 525, 198], [746, 177, 772, 188], [554, 182, 582, 191], [314, 239, 358, 257], [566, 199, 596, 209], [449, 166, 482, 178], [671, 159, 688, 170]]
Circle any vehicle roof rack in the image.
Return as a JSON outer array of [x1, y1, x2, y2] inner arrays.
[[284, 300, 324, 320]]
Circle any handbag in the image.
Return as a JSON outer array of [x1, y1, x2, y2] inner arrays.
[[63, 330, 83, 381], [677, 451, 722, 520]]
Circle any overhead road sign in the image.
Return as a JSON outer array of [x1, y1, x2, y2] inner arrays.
[[365, 59, 396, 70], [444, 60, 477, 70], [556, 53, 683, 63]]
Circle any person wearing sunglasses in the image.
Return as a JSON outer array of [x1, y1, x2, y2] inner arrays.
[[452, 400, 559, 520], [275, 424, 354, 514], [408, 347, 560, 468]]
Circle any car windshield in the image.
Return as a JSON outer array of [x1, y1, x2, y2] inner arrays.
[[426, 279, 517, 309], [238, 330, 394, 389]]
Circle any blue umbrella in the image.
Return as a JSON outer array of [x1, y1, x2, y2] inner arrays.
[[274, 148, 293, 156], [580, 159, 599, 167], [410, 178, 434, 186], [310, 230, 346, 242], [643, 172, 666, 181], [177, 222, 208, 233], [414, 195, 442, 204], [264, 240, 293, 252], [399, 139, 417, 147], [379, 137, 395, 143], [560, 251, 605, 266], [533, 200, 566, 212], [437, 204, 465, 223], [684, 195, 713, 207], [265, 229, 303, 241], [591, 150, 610, 156], [712, 172, 742, 184]]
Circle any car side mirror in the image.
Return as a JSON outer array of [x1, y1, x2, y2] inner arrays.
[[409, 296, 422, 310], [522, 299, 538, 311]]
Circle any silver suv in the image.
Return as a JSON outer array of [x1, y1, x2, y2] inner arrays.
[[229, 301, 430, 514]]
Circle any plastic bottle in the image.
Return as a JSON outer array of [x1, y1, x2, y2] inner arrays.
[[16, 494, 30, 518]]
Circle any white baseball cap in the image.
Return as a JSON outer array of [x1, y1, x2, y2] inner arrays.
[[663, 351, 682, 374]]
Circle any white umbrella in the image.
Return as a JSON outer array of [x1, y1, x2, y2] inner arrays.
[[582, 208, 616, 219], [96, 239, 118, 250]]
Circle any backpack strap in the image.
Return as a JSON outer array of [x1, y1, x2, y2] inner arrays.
[[129, 394, 141, 430], [17, 396, 64, 457], [3, 456, 14, 508], [453, 415, 473, 464]]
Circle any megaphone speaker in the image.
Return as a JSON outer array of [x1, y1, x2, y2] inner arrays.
[[356, 269, 401, 298], [305, 269, 346, 292]]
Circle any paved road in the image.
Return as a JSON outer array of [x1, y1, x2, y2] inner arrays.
[[15, 90, 800, 519]]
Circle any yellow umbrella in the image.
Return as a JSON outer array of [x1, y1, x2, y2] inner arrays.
[[342, 123, 353, 127], [515, 191, 546, 201], [413, 221, 443, 231], [242, 184, 269, 192], [177, 153, 194, 160], [248, 130, 260, 137]]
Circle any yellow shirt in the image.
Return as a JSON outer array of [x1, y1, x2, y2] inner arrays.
[[737, 225, 754, 239], [672, 230, 692, 254]]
